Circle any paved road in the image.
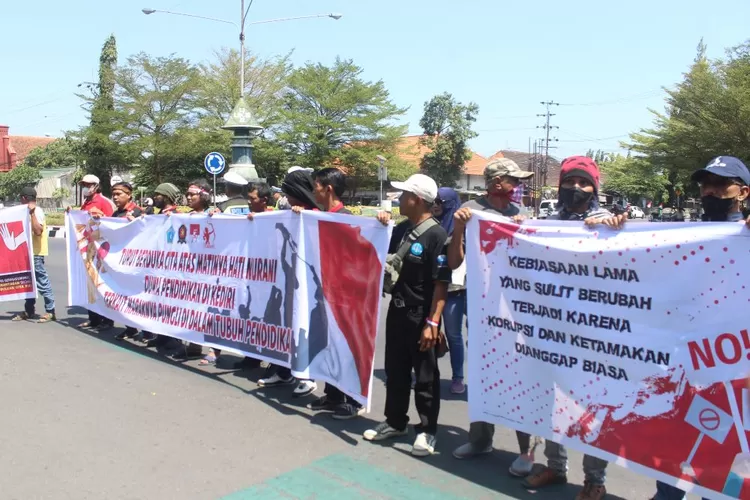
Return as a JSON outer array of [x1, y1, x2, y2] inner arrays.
[[0, 238, 683, 500]]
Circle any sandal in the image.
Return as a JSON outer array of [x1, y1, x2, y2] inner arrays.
[[11, 312, 31, 321], [37, 313, 56, 324]]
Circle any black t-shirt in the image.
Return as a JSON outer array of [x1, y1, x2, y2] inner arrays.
[[389, 219, 451, 308], [112, 203, 143, 219]]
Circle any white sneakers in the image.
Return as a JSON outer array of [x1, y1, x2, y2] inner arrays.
[[362, 423, 436, 457]]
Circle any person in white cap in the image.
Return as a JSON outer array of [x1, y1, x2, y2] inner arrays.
[[363, 173, 451, 457], [79, 174, 114, 218], [218, 171, 249, 215]]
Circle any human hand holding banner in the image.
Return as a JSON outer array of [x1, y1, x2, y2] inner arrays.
[[65, 210, 391, 407], [466, 211, 750, 499]]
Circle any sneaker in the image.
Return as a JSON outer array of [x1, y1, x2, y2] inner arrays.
[[522, 467, 567, 489], [332, 403, 365, 420], [411, 432, 437, 457], [258, 373, 295, 387], [292, 380, 317, 398], [307, 395, 340, 412], [363, 422, 408, 441], [575, 481, 606, 500], [509, 453, 534, 477], [452, 442, 492, 459], [450, 379, 466, 394]]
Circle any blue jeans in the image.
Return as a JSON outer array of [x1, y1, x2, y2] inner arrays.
[[443, 291, 466, 381], [25, 256, 55, 315], [654, 481, 708, 500]]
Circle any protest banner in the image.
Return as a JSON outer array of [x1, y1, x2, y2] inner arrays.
[[466, 211, 750, 500], [65, 210, 391, 407], [0, 205, 36, 301]]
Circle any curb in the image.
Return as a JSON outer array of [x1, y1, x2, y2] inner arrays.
[[48, 226, 66, 239]]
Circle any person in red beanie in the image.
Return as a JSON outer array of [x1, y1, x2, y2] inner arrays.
[[522, 156, 624, 500]]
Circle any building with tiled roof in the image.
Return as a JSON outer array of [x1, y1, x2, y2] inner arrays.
[[0, 125, 57, 172]]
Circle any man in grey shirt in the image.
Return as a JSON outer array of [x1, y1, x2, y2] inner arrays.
[[448, 158, 536, 477]]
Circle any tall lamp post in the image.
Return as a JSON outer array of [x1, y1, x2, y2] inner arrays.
[[142, 4, 342, 181], [376, 155, 387, 207]]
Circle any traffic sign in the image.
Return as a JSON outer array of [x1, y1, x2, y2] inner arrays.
[[698, 408, 721, 431], [204, 152, 226, 175], [685, 394, 732, 443]]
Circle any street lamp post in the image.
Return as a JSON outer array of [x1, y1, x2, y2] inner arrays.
[[376, 155, 387, 207], [143, 4, 342, 182]]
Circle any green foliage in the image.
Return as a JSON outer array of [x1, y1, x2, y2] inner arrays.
[[21, 136, 81, 170], [198, 48, 291, 126], [0, 165, 41, 199], [599, 154, 669, 201], [419, 92, 479, 187], [51, 187, 70, 201], [626, 39, 750, 201], [275, 57, 408, 168], [45, 213, 65, 227]]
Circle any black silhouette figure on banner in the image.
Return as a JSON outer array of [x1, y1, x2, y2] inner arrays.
[[276, 223, 299, 328], [291, 262, 330, 372], [238, 286, 251, 320], [263, 286, 283, 326]]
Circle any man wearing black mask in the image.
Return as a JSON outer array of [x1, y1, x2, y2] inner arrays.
[[649, 155, 749, 500], [693, 156, 749, 222]]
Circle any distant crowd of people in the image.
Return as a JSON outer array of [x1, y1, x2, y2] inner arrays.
[[9, 153, 750, 500]]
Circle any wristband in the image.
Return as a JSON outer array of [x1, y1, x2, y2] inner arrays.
[[425, 319, 439, 328]]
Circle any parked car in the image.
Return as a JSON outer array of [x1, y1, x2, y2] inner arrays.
[[538, 200, 555, 219], [628, 206, 645, 219]]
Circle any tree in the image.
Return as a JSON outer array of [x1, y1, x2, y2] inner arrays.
[[77, 35, 127, 194], [419, 92, 479, 187], [0, 165, 41, 200], [113, 52, 205, 186], [21, 136, 82, 170], [626, 39, 750, 202], [275, 57, 408, 169], [198, 48, 291, 126], [599, 154, 669, 201], [51, 187, 71, 208]]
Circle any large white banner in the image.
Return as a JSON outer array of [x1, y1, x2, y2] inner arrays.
[[466, 211, 750, 500], [0, 205, 36, 302], [66, 210, 391, 406]]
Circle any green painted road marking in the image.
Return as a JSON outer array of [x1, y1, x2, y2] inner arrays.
[[221, 453, 472, 500]]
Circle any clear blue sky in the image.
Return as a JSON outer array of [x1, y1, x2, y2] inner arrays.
[[3, 0, 749, 160]]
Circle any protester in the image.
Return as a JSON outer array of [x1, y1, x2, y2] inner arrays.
[[305, 167, 365, 419], [257, 169, 320, 395], [218, 172, 249, 214], [362, 173, 449, 457], [432, 187, 466, 394], [649, 155, 750, 500], [248, 183, 274, 213], [521, 156, 624, 500], [110, 182, 143, 340], [139, 183, 180, 347], [76, 174, 115, 330], [169, 180, 212, 361], [11, 187, 56, 323], [448, 158, 537, 475], [271, 187, 283, 210]]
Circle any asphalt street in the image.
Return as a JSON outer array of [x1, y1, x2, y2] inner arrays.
[[0, 236, 691, 500]]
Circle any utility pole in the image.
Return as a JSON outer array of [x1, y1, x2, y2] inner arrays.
[[537, 101, 559, 189]]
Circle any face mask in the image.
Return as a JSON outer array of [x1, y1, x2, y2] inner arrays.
[[701, 195, 734, 221], [153, 198, 165, 209], [559, 187, 594, 211], [82, 187, 91, 197]]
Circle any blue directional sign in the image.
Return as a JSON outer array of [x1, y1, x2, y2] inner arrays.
[[204, 152, 226, 175]]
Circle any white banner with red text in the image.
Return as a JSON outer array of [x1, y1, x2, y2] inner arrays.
[[0, 205, 36, 302], [466, 211, 750, 500], [65, 210, 391, 407]]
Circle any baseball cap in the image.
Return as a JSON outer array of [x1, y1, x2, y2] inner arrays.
[[153, 182, 180, 201], [20, 187, 36, 199], [560, 156, 601, 192], [484, 158, 534, 182], [271, 186, 283, 193], [691, 156, 750, 186], [287, 166, 314, 174], [223, 171, 248, 186], [390, 174, 438, 204], [79, 174, 100, 185]]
